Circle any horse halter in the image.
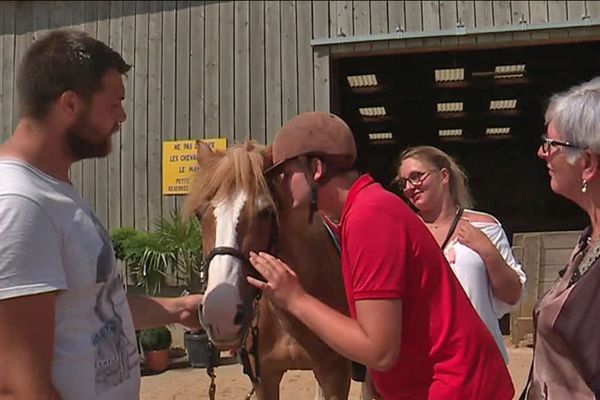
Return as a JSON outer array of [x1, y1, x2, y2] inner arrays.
[[203, 246, 250, 275], [201, 208, 278, 400], [201, 208, 279, 284]]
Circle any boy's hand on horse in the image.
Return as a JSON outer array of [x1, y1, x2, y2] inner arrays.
[[248, 251, 308, 311]]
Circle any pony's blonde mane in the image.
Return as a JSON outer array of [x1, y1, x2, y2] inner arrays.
[[184, 141, 274, 218]]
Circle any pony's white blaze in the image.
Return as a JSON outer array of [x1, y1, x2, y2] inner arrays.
[[201, 190, 246, 343]]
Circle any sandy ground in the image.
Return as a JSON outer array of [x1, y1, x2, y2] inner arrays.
[[140, 339, 533, 400]]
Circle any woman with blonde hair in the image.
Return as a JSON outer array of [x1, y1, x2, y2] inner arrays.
[[396, 146, 526, 363]]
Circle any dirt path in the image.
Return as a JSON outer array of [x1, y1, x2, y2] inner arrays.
[[140, 342, 533, 399]]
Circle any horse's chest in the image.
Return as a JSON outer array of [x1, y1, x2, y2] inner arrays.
[[259, 322, 313, 369]]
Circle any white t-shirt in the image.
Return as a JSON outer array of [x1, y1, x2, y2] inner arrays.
[[0, 159, 140, 399], [443, 210, 527, 363]]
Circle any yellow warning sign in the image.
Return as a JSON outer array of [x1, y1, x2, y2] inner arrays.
[[162, 138, 227, 195]]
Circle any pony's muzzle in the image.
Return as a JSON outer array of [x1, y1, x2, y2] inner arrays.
[[198, 284, 248, 348]]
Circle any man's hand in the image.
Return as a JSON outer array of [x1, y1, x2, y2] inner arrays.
[[128, 293, 203, 331], [177, 294, 203, 332]]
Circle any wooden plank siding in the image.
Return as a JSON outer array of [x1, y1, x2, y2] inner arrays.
[[134, 1, 149, 231], [160, 1, 176, 219], [387, 0, 406, 49], [219, 1, 235, 143], [510, 230, 580, 346], [147, 0, 163, 228], [404, 1, 425, 49], [265, 1, 282, 143], [108, 1, 124, 231], [370, 1, 389, 52], [82, 2, 98, 211], [313, 1, 331, 112], [456, 0, 476, 44], [1, 0, 599, 239], [281, 1, 299, 123], [174, 1, 190, 212], [249, 2, 266, 144], [120, 1, 135, 229], [96, 2, 111, 228], [67, 2, 84, 195], [1, 2, 15, 142], [233, 1, 250, 140], [204, 1, 219, 142]]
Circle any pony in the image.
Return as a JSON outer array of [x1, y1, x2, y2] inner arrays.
[[184, 140, 352, 400]]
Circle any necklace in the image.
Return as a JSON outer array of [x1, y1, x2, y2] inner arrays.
[[570, 236, 600, 287], [426, 207, 460, 231]]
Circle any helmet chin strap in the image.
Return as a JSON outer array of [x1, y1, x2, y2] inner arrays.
[[298, 155, 320, 223], [309, 180, 318, 224], [299, 155, 347, 223]]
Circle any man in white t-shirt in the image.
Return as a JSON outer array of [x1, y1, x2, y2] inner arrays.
[[0, 30, 203, 399]]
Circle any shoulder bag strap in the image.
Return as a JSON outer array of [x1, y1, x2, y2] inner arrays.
[[441, 208, 464, 250]]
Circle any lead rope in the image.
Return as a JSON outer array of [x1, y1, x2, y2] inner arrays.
[[206, 291, 261, 400], [244, 386, 255, 400], [241, 292, 262, 399], [185, 287, 215, 400], [207, 344, 216, 400], [200, 207, 276, 400]]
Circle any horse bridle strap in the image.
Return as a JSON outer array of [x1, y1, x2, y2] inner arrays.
[[201, 210, 278, 395], [205, 246, 249, 267], [202, 246, 263, 393], [239, 324, 261, 385]]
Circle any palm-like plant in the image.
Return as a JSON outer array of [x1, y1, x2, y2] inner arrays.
[[149, 211, 204, 292], [112, 211, 204, 295]]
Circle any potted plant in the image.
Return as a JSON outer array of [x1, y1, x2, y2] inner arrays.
[[111, 227, 166, 292], [138, 326, 172, 373], [112, 211, 204, 295], [112, 212, 218, 368]]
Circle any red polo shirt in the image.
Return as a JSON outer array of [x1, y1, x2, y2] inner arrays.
[[338, 174, 514, 400]]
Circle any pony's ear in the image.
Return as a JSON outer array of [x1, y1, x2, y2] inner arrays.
[[262, 145, 274, 171], [196, 140, 215, 166]]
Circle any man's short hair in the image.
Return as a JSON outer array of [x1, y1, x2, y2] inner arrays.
[[16, 29, 131, 119]]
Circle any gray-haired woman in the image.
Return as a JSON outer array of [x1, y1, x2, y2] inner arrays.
[[530, 77, 600, 399]]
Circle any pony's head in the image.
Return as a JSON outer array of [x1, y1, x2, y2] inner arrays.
[[184, 141, 276, 349]]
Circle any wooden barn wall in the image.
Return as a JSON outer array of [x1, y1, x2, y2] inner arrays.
[[511, 231, 580, 345], [0, 1, 599, 233]]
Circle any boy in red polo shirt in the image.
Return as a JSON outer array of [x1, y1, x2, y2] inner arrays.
[[248, 112, 514, 399]]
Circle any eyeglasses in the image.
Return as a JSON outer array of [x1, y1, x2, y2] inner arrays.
[[540, 136, 583, 155], [394, 170, 437, 191]]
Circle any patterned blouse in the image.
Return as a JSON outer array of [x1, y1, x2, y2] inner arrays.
[[530, 226, 600, 399]]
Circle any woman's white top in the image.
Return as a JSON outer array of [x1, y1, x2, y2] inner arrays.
[[443, 209, 527, 363]]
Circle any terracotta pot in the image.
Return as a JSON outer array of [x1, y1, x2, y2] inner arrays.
[[144, 349, 169, 373]]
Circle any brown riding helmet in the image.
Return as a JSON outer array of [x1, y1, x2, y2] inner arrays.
[[266, 111, 357, 174]]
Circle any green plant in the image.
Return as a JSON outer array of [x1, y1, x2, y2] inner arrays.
[[111, 227, 138, 261], [111, 211, 204, 295], [111, 227, 165, 293], [151, 210, 203, 291], [138, 326, 172, 352]]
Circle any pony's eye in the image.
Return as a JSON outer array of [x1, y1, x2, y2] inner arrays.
[[257, 208, 273, 219], [194, 204, 210, 219]]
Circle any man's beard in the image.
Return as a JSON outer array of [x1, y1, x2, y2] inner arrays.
[[66, 112, 116, 160]]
